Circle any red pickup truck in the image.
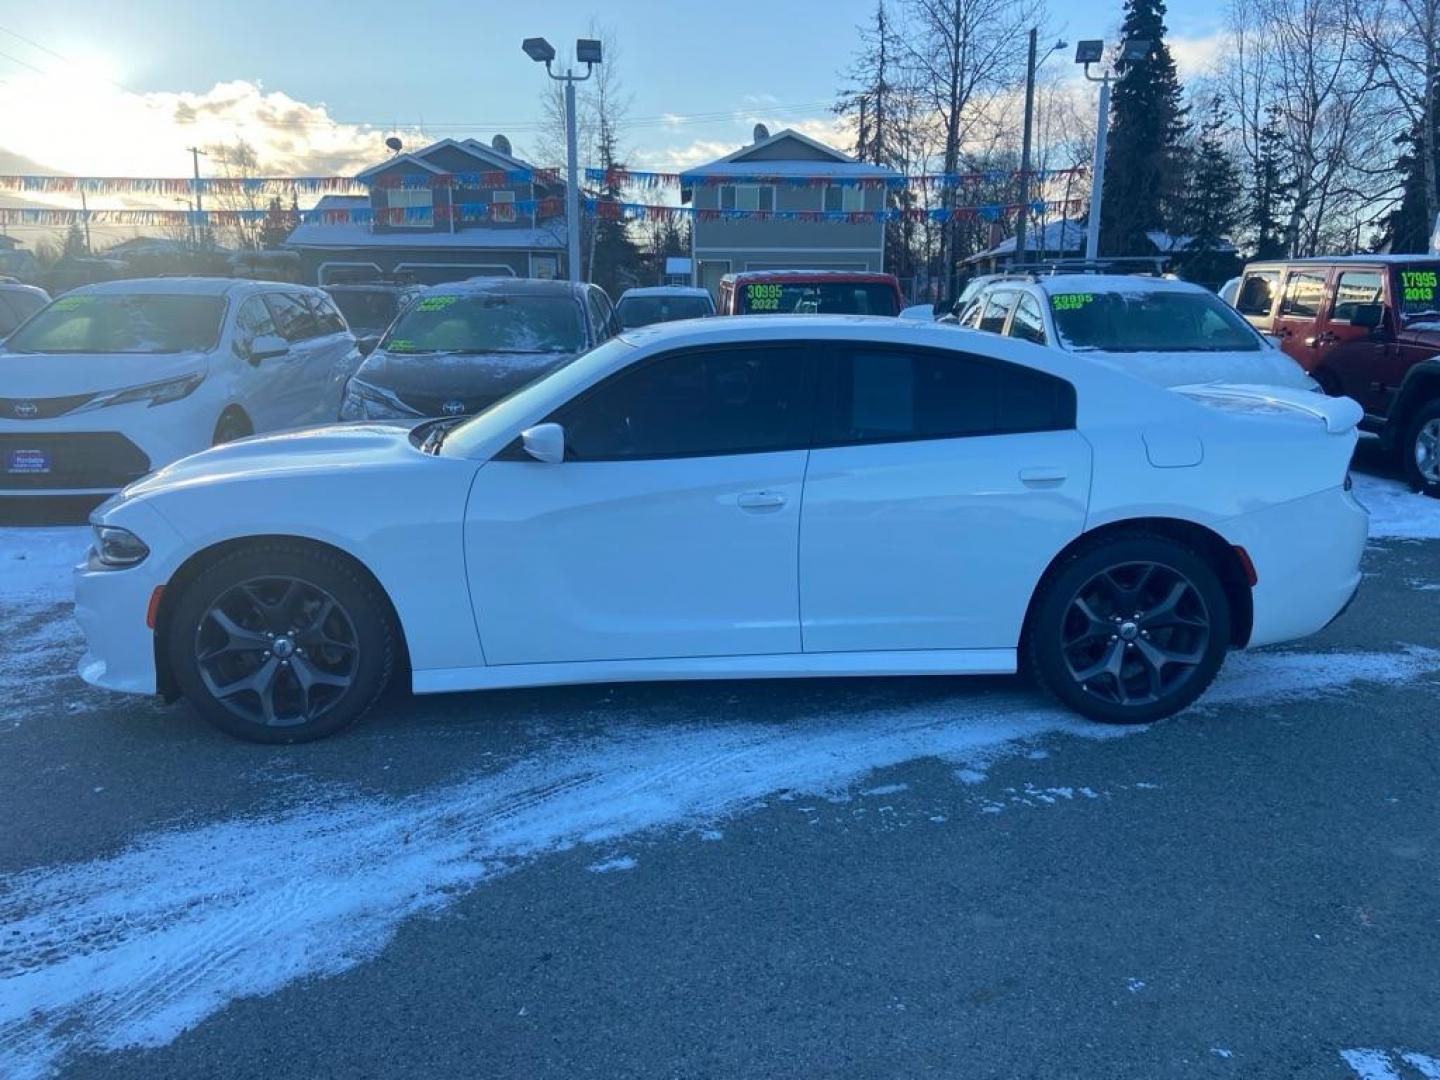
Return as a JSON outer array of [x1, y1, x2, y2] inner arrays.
[[1233, 255, 1440, 497]]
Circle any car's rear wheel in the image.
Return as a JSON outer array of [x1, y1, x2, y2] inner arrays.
[[168, 544, 395, 743], [1027, 535, 1231, 724], [1401, 400, 1440, 499]]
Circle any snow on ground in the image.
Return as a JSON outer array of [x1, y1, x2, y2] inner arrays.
[[1, 646, 1438, 1079], [0, 528, 89, 605], [1341, 1048, 1440, 1079], [1352, 472, 1440, 540]]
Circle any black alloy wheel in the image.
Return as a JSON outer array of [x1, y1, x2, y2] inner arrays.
[[1028, 535, 1231, 724]]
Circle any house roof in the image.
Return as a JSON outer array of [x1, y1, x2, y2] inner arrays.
[[283, 195, 565, 251], [680, 128, 900, 180], [355, 137, 540, 181], [355, 153, 448, 182], [969, 219, 1088, 261]]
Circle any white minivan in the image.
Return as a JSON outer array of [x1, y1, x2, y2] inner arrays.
[[0, 277, 362, 496]]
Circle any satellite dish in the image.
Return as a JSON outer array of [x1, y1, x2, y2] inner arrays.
[[753, 123, 770, 143], [492, 134, 512, 156], [385, 136, 403, 154]]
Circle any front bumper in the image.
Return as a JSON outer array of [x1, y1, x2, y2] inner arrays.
[[1220, 483, 1368, 649]]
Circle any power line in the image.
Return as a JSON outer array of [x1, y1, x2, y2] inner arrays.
[[0, 23, 133, 93]]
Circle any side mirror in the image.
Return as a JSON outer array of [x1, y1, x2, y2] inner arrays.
[[357, 334, 380, 356], [246, 333, 289, 363], [520, 422, 565, 464], [1349, 302, 1385, 330]]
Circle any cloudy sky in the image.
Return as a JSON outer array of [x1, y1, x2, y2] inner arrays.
[[0, 0, 1227, 241]]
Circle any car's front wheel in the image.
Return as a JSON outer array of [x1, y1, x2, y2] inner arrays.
[[1027, 535, 1231, 724], [1401, 399, 1440, 499], [167, 544, 396, 743]]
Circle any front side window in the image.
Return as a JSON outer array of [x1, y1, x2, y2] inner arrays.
[[823, 185, 865, 213], [234, 296, 277, 350], [382, 293, 586, 355], [816, 344, 1075, 446], [1279, 271, 1327, 318], [1007, 294, 1047, 345], [1048, 289, 1262, 352], [719, 185, 775, 213], [6, 293, 225, 354], [308, 293, 347, 335], [1235, 271, 1280, 316], [739, 281, 897, 316], [556, 344, 809, 460], [1329, 271, 1384, 323], [977, 290, 1016, 334], [1397, 264, 1440, 322], [266, 293, 321, 343]]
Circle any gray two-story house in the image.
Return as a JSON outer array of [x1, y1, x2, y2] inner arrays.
[[682, 128, 900, 296], [286, 137, 567, 286]]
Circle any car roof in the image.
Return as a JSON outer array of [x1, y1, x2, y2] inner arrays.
[[618, 313, 985, 347], [1244, 255, 1440, 268], [721, 270, 899, 285], [426, 276, 587, 298], [70, 277, 308, 298], [981, 274, 1209, 297], [0, 282, 48, 297], [618, 286, 712, 299]]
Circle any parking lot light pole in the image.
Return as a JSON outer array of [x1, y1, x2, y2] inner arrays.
[[522, 36, 602, 284], [1014, 33, 1068, 265], [1076, 38, 1150, 265]]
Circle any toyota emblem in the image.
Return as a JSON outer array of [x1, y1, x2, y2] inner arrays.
[[12, 401, 38, 419], [441, 400, 466, 416]]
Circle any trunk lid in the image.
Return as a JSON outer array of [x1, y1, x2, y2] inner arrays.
[[1173, 383, 1363, 435]]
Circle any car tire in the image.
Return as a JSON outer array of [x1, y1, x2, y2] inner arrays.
[[167, 543, 396, 743], [1400, 399, 1440, 499], [213, 410, 252, 446], [1026, 534, 1231, 725]]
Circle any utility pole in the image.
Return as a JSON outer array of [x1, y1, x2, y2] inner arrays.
[[79, 189, 92, 255], [1014, 28, 1038, 264], [186, 146, 207, 248]]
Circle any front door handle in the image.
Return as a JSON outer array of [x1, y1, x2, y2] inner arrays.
[[737, 490, 786, 510], [1019, 467, 1067, 486]]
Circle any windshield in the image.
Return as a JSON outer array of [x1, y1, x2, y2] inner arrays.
[[1398, 265, 1440, 321], [1049, 289, 1261, 353], [328, 290, 403, 333], [381, 293, 585, 354], [440, 336, 637, 458], [739, 281, 898, 316], [617, 295, 712, 328], [6, 293, 225, 354]]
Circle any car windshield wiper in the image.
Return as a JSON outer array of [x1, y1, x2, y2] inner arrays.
[[419, 417, 465, 454]]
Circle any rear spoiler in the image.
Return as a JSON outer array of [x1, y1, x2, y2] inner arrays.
[[1174, 383, 1363, 435]]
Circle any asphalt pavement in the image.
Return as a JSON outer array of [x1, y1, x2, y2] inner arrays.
[[1, 455, 1437, 1080]]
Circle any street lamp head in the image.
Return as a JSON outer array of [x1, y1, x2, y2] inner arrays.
[[1074, 40, 1105, 64], [522, 37, 556, 64], [1121, 38, 1153, 62], [575, 38, 602, 64]]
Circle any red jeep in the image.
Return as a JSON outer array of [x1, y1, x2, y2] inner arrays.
[[716, 270, 904, 318], [1234, 256, 1440, 496]]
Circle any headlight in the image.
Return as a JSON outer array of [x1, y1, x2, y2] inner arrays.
[[75, 372, 205, 412], [90, 525, 149, 568], [339, 378, 422, 420]]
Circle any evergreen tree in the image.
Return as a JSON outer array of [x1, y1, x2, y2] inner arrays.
[[1377, 113, 1440, 254], [259, 196, 291, 249], [588, 115, 642, 296], [61, 221, 87, 259], [1248, 107, 1292, 260], [1175, 97, 1242, 287], [1098, 0, 1188, 257]]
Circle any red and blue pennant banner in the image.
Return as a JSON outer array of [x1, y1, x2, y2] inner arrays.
[[585, 166, 1088, 190], [0, 200, 563, 227], [585, 196, 1085, 225], [0, 175, 366, 196]]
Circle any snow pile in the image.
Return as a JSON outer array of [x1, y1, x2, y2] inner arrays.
[[2, 646, 1438, 1078]]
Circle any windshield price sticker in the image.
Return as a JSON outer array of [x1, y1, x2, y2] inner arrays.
[[387, 338, 417, 352], [746, 283, 783, 311], [1401, 270, 1437, 303], [417, 296, 458, 312], [50, 297, 90, 311], [1050, 293, 1094, 312]]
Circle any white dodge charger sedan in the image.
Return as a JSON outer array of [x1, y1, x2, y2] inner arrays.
[[75, 316, 1368, 742]]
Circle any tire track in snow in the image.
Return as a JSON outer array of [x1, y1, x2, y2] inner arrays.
[[1, 645, 1436, 1078]]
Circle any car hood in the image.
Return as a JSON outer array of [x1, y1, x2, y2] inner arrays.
[[356, 347, 579, 414], [0, 350, 209, 398], [1077, 348, 1314, 390], [122, 422, 421, 497]]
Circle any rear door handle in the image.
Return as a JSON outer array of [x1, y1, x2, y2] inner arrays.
[[1019, 467, 1067, 486], [737, 490, 786, 510]]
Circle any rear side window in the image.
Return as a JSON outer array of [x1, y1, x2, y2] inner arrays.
[[1235, 271, 1280, 316], [1007, 294, 1047, 345], [816, 344, 1075, 446], [266, 293, 321, 342], [307, 293, 347, 335], [555, 344, 810, 460], [1279, 272, 1327, 318], [978, 291, 1015, 334]]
